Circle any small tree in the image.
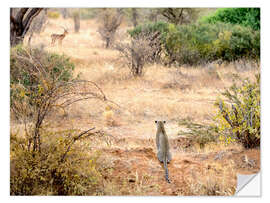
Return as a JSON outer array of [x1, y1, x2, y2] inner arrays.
[[10, 8, 43, 46], [131, 8, 138, 27], [72, 10, 80, 33], [97, 8, 123, 48], [61, 8, 68, 19], [10, 46, 107, 152], [115, 32, 160, 76]]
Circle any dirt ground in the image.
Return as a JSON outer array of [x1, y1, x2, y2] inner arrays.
[[20, 17, 260, 195]]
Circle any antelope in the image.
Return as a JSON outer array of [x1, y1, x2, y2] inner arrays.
[[51, 27, 68, 46]]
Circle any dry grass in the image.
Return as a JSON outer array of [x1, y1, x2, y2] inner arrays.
[[11, 17, 261, 196]]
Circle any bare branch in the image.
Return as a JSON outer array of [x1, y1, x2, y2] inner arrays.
[[219, 101, 233, 127], [11, 47, 113, 152], [60, 127, 96, 163], [115, 31, 161, 76], [97, 8, 123, 48]]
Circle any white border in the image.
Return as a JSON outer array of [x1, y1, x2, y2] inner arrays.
[[6, 0, 263, 8], [2, 1, 269, 203]]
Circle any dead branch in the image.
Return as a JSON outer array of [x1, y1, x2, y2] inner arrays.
[[60, 127, 95, 163], [115, 31, 161, 76]]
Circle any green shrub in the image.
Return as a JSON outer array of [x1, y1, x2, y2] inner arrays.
[[47, 11, 60, 19], [202, 8, 260, 30], [214, 74, 260, 148], [128, 21, 169, 39], [10, 45, 74, 90], [166, 22, 260, 65], [129, 21, 260, 66]]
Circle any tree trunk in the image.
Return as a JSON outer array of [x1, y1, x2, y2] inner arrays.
[[62, 8, 68, 19], [10, 29, 24, 46], [10, 8, 43, 47], [131, 8, 138, 27], [105, 37, 110, 48], [73, 13, 80, 33], [149, 10, 158, 22]]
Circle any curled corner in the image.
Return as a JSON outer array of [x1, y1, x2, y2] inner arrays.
[[235, 172, 260, 196]]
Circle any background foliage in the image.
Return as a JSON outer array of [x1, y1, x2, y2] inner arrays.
[[201, 8, 260, 30], [129, 21, 260, 66]]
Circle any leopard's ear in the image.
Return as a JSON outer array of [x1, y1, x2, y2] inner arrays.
[[163, 121, 166, 124], [155, 121, 158, 123]]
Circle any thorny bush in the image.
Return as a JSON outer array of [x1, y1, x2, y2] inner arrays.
[[10, 45, 112, 195], [115, 32, 161, 76], [10, 45, 107, 152], [215, 74, 260, 148], [10, 129, 103, 195]]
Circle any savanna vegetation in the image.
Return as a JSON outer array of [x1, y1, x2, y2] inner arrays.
[[10, 8, 260, 196]]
